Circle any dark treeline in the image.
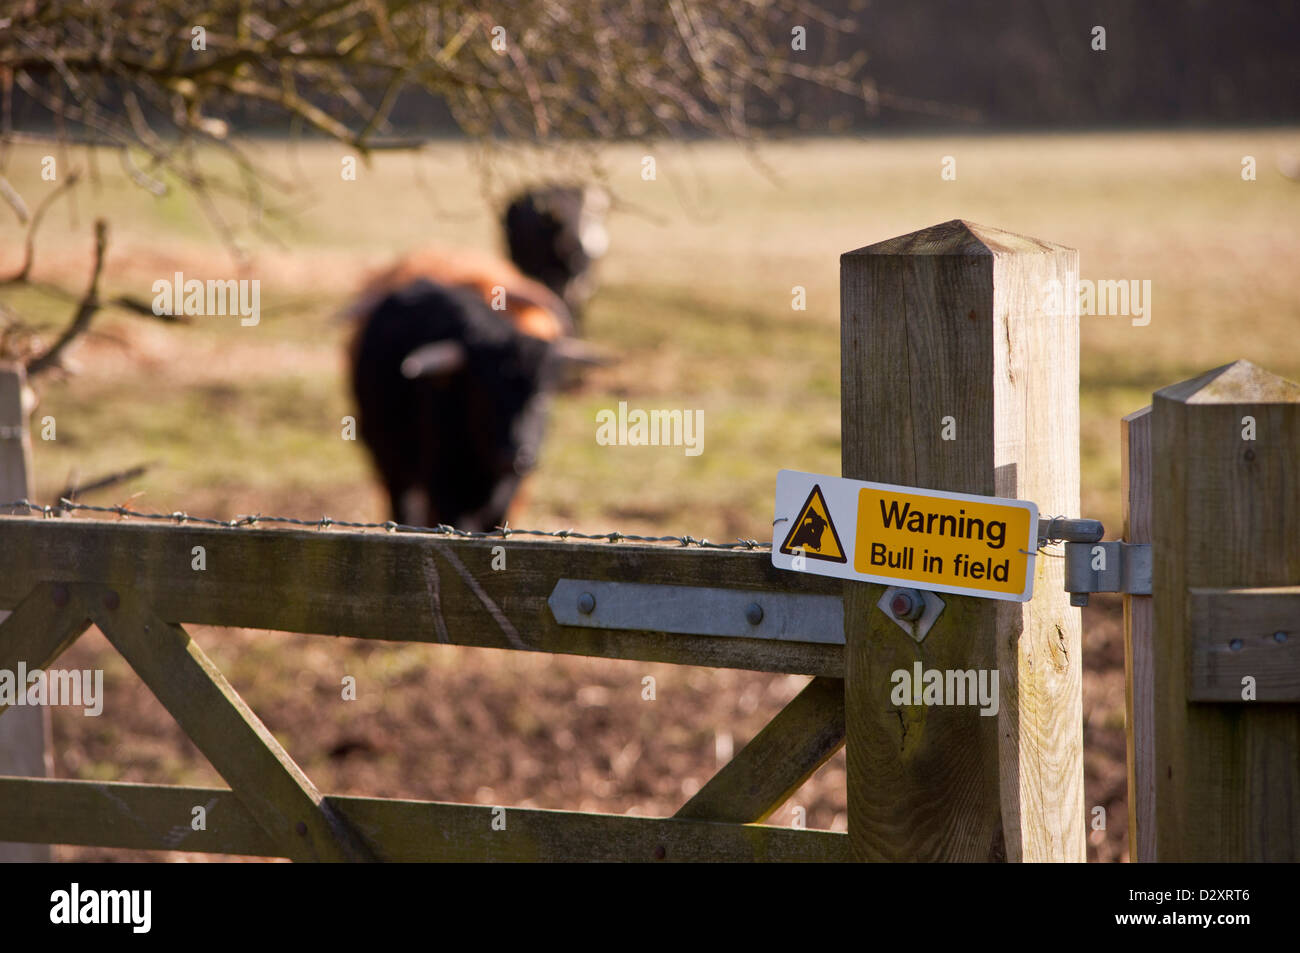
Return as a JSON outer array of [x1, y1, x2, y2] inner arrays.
[[8, 1, 1298, 138], [809, 0, 1300, 129], [376, 1, 1300, 133]]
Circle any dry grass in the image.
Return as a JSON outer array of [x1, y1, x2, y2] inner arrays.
[[2, 128, 1298, 862]]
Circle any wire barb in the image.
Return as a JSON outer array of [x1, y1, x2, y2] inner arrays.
[[0, 500, 774, 550]]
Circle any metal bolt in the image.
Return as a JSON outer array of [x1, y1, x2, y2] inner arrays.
[[1274, 631, 1288, 644], [295, 821, 308, 836], [653, 844, 666, 860], [1229, 638, 1244, 651], [890, 590, 923, 622], [577, 592, 596, 615], [1244, 448, 1256, 462], [744, 603, 764, 625], [877, 586, 946, 643], [51, 584, 69, 607], [102, 590, 120, 611]]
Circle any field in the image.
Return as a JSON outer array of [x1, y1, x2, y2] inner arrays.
[[4, 129, 1300, 861]]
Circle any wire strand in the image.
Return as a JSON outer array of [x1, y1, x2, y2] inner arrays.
[[0, 499, 771, 550]]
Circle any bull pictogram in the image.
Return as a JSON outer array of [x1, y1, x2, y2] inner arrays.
[[779, 484, 846, 563]]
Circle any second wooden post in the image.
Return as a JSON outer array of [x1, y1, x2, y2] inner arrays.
[[840, 220, 1084, 861], [0, 364, 51, 862]]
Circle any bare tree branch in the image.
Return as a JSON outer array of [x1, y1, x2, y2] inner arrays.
[[2, 168, 82, 284], [27, 217, 108, 377], [0, 172, 30, 222], [60, 461, 154, 504], [0, 0, 874, 353], [2, 1, 870, 240]]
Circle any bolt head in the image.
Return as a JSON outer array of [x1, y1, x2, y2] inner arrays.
[[295, 821, 308, 836], [653, 844, 666, 860], [102, 590, 120, 611], [51, 584, 69, 607], [577, 592, 596, 615], [744, 603, 764, 626], [890, 590, 926, 621], [1229, 638, 1244, 651], [1274, 631, 1288, 644], [890, 592, 914, 619]]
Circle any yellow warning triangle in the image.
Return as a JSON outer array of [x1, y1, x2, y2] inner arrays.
[[779, 484, 847, 563]]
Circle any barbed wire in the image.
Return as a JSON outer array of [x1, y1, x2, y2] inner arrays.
[[0, 500, 1094, 557], [0, 499, 771, 550]]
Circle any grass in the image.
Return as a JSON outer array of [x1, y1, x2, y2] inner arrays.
[[2, 128, 1298, 861], [9, 129, 1300, 532]]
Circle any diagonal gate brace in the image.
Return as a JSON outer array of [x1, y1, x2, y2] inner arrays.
[[83, 584, 376, 862]]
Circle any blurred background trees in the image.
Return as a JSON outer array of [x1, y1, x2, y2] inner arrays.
[[1, 1, 866, 218]]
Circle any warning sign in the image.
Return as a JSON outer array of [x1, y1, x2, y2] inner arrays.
[[778, 484, 846, 563], [772, 469, 1039, 602]]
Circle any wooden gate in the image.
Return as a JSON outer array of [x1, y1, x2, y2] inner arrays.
[[0, 220, 1294, 861]]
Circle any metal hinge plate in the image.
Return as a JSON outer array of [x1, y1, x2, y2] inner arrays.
[[1064, 541, 1152, 605]]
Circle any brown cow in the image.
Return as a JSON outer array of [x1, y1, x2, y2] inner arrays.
[[346, 186, 607, 530]]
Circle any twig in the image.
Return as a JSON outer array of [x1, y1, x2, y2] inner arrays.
[[108, 295, 190, 322], [0, 172, 29, 223], [27, 218, 108, 377], [1, 168, 82, 284], [60, 461, 154, 504]]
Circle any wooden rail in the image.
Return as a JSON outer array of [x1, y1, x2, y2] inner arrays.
[[0, 517, 842, 676], [0, 778, 847, 862]]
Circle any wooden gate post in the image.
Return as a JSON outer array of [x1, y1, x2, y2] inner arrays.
[[0, 363, 51, 862], [1121, 406, 1156, 861], [840, 221, 1084, 861], [1150, 360, 1300, 861]]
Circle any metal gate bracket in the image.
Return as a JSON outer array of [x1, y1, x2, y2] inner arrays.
[[1064, 541, 1152, 606], [548, 579, 844, 645]]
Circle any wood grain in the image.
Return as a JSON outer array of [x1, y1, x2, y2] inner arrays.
[[1121, 405, 1156, 861], [0, 518, 843, 675], [0, 777, 849, 862], [675, 676, 844, 823], [1151, 360, 1300, 860], [840, 220, 1084, 861]]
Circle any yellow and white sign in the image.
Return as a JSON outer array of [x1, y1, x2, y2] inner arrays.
[[772, 469, 1038, 602]]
